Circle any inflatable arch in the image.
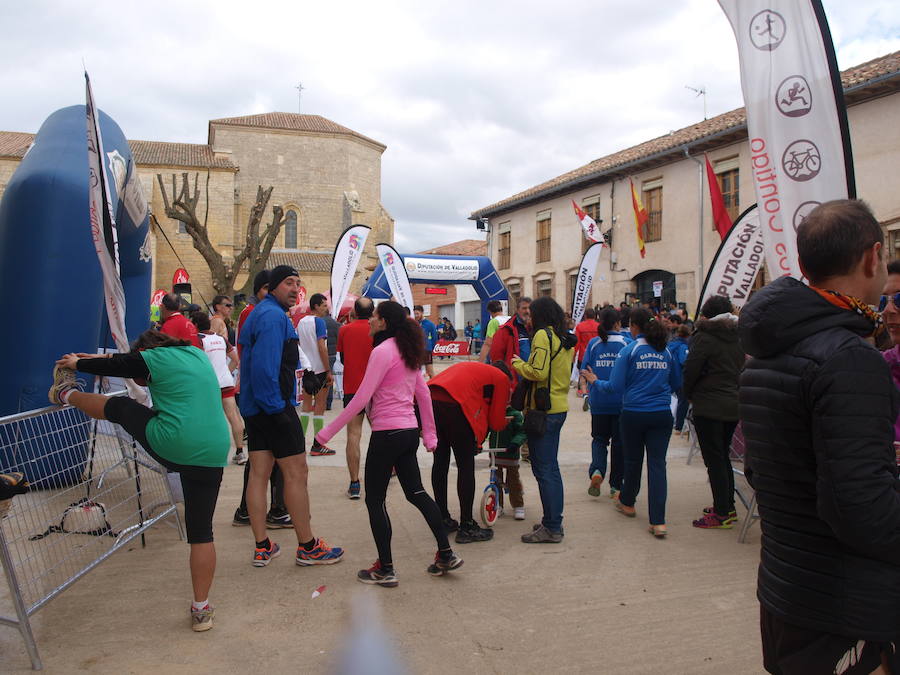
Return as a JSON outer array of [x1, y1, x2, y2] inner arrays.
[[361, 254, 508, 329], [0, 105, 151, 417]]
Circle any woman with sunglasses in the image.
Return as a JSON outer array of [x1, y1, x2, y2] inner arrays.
[[210, 295, 236, 345], [316, 301, 463, 586]]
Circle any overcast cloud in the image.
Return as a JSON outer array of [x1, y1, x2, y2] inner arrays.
[[1, 0, 898, 251]]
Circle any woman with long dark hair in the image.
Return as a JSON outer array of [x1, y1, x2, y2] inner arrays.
[[48, 330, 230, 631], [583, 308, 681, 538], [581, 307, 629, 499], [512, 296, 576, 543], [317, 301, 463, 586]]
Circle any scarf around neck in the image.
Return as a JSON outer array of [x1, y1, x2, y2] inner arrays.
[[810, 286, 883, 337]]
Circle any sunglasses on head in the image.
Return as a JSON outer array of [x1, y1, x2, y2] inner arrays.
[[878, 293, 900, 312]]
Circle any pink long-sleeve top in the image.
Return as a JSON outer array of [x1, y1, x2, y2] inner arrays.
[[316, 337, 437, 449]]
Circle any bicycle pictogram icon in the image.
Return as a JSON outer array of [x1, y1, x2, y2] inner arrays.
[[782, 140, 821, 182], [750, 10, 786, 51]]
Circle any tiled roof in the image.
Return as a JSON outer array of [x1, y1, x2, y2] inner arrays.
[[129, 140, 235, 169], [209, 113, 386, 150], [268, 250, 332, 273], [0, 131, 34, 159], [417, 239, 487, 256], [0, 131, 236, 170], [472, 50, 900, 218]]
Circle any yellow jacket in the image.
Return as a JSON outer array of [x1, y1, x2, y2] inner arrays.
[[513, 328, 574, 414]]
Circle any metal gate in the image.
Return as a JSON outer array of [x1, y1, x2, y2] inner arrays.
[[0, 394, 182, 669]]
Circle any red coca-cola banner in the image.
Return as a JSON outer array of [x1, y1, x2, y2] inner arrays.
[[433, 340, 470, 356]]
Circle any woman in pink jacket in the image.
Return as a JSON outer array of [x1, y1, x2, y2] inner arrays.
[[317, 301, 463, 587]]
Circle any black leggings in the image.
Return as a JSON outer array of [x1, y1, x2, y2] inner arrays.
[[364, 428, 449, 568], [692, 416, 738, 516], [104, 397, 223, 544], [431, 400, 477, 523]]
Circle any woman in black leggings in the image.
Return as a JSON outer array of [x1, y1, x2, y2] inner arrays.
[[49, 330, 231, 631], [317, 301, 463, 587]]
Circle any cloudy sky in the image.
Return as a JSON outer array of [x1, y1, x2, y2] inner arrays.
[[1, 0, 898, 251]]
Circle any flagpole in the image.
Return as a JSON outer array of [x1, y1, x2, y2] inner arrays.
[[681, 148, 705, 312]]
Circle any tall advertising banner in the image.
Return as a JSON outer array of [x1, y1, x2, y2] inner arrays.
[[375, 243, 414, 313], [329, 224, 370, 319], [86, 73, 129, 352], [697, 205, 765, 316], [718, 0, 855, 279], [86, 73, 145, 402], [571, 242, 604, 325]]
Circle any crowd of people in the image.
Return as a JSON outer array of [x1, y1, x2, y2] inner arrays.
[[44, 200, 898, 674]]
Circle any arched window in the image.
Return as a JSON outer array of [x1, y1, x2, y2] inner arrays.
[[284, 209, 297, 249]]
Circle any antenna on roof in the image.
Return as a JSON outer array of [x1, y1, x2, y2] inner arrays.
[[685, 84, 707, 120], [294, 82, 305, 113]]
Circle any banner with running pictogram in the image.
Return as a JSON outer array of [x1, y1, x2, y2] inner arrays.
[[330, 224, 370, 319], [375, 243, 414, 313], [718, 0, 855, 280]]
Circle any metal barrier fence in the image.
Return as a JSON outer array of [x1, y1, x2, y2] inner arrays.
[[0, 394, 182, 670]]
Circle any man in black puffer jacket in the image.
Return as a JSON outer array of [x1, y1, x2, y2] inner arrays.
[[739, 200, 900, 675]]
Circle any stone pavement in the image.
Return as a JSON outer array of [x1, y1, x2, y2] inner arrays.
[[0, 376, 764, 673]]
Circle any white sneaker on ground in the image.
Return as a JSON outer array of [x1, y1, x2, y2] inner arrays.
[[514, 507, 525, 520]]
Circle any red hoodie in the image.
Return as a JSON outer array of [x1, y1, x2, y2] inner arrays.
[[428, 362, 510, 444]]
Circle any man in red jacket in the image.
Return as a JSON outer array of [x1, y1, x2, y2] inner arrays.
[[489, 297, 532, 376], [159, 293, 202, 348], [428, 361, 511, 544], [336, 297, 375, 500]]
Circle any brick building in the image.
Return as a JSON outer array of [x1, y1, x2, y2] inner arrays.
[[0, 112, 394, 305]]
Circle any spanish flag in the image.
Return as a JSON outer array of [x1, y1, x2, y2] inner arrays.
[[630, 178, 648, 258]]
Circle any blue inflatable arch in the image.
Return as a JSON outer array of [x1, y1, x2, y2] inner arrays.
[[361, 254, 508, 330]]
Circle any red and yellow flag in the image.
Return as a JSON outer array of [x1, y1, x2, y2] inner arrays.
[[630, 178, 648, 258]]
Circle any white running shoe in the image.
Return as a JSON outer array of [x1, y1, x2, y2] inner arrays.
[[514, 507, 526, 520], [48, 366, 82, 405]]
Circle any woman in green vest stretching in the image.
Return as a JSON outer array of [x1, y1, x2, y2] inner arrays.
[[49, 330, 231, 633]]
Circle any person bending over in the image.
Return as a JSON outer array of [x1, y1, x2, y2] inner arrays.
[[49, 330, 230, 632]]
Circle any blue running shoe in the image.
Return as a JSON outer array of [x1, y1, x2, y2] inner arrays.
[[296, 538, 344, 565]]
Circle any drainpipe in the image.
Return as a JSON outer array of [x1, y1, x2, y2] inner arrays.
[[683, 147, 704, 306]]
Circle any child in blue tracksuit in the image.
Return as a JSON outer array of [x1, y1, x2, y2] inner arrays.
[[582, 308, 629, 499], [583, 308, 682, 537]]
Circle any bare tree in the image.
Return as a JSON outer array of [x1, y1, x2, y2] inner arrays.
[[154, 172, 285, 297]]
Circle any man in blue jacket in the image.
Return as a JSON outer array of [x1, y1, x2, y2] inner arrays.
[[239, 265, 344, 568]]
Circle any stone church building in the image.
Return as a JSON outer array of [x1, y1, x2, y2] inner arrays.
[[0, 112, 394, 305]]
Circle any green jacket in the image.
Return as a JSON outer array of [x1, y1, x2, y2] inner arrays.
[[488, 406, 526, 459], [513, 328, 575, 414]]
